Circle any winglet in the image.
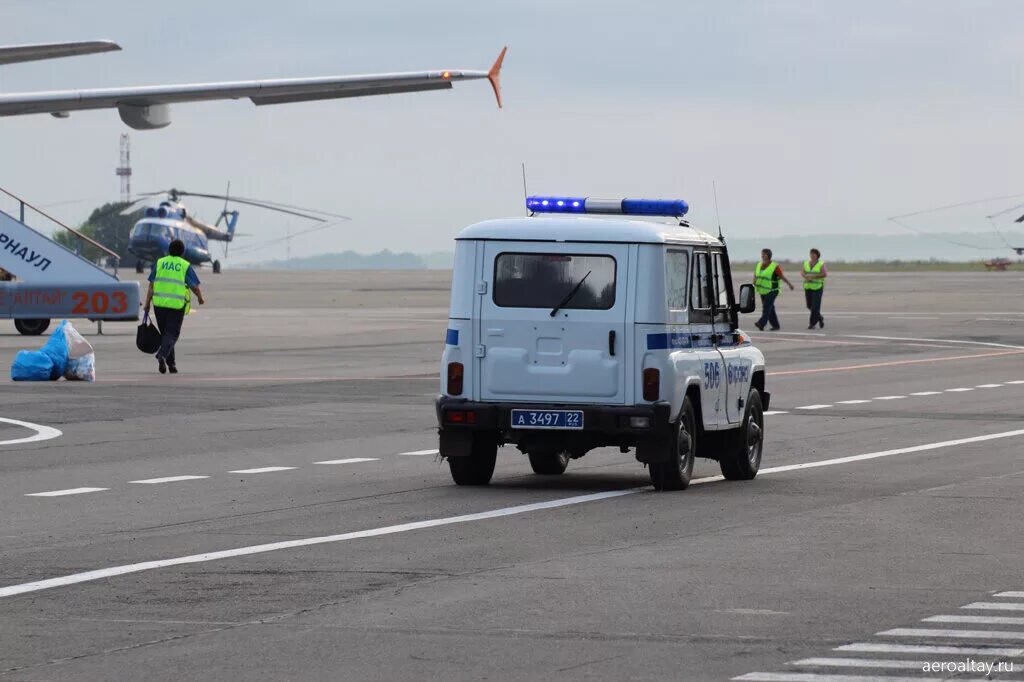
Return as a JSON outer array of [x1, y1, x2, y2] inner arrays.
[[488, 46, 507, 109]]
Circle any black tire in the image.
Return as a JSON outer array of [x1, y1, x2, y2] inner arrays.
[[212, 260, 222, 274], [448, 434, 498, 486], [649, 397, 697, 491], [135, 261, 144, 274], [528, 450, 570, 475], [14, 318, 50, 336], [719, 389, 764, 480]]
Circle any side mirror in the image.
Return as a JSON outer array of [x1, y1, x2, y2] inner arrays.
[[737, 283, 756, 314]]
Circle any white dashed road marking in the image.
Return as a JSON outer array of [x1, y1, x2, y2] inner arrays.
[[315, 458, 379, 465], [837, 400, 871, 405], [945, 387, 974, 392], [873, 396, 905, 400], [909, 391, 942, 396], [400, 449, 440, 456], [763, 410, 788, 416], [924, 614, 1024, 625], [228, 467, 296, 474], [130, 476, 209, 484], [4, 429, 1024, 599], [880, 627, 1024, 640], [789, 658, 925, 670], [0, 417, 63, 446], [26, 487, 108, 497], [976, 383, 1003, 388], [796, 404, 832, 410], [964, 602, 1024, 611], [996, 592, 1024, 598]]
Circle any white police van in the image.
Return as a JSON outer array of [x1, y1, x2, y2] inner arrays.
[[437, 196, 768, 490]]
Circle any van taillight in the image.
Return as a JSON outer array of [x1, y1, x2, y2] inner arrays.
[[447, 362, 464, 395], [642, 368, 660, 401]]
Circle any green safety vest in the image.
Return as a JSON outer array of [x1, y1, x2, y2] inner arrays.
[[152, 255, 191, 312], [753, 262, 780, 295], [803, 260, 824, 291]]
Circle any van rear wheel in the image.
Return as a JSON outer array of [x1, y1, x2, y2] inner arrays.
[[14, 318, 50, 336], [448, 434, 498, 486], [649, 397, 696, 491], [528, 450, 570, 475], [719, 389, 763, 480]]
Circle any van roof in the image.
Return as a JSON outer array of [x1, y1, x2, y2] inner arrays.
[[456, 216, 723, 246]]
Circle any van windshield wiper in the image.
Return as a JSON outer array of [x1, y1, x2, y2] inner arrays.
[[550, 270, 592, 317]]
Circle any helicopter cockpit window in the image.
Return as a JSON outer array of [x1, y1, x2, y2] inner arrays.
[[135, 223, 172, 239]]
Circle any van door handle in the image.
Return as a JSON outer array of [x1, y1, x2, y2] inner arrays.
[[608, 330, 616, 356]]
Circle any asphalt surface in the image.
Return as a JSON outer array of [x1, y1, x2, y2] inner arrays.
[[1, 269, 1023, 681]]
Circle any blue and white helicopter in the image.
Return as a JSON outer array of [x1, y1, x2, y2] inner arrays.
[[122, 188, 346, 273]]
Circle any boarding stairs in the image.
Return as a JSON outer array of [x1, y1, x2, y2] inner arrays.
[[0, 186, 139, 335]]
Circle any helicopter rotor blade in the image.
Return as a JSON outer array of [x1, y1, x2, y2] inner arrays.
[[174, 190, 349, 222]]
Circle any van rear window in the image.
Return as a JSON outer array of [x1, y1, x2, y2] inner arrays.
[[494, 253, 616, 310]]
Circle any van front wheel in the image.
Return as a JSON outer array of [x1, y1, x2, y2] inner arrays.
[[448, 434, 498, 486], [719, 389, 763, 480], [649, 397, 697, 491], [528, 450, 570, 475]]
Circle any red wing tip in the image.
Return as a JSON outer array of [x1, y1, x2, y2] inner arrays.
[[488, 46, 507, 109]]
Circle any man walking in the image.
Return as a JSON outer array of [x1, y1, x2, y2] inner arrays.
[[143, 240, 205, 374], [803, 248, 827, 329], [752, 248, 794, 331]]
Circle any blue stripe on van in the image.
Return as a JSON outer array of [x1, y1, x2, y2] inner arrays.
[[445, 329, 460, 346], [646, 333, 691, 350]]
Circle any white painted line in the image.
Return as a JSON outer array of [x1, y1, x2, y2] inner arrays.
[[790, 658, 926, 670], [909, 391, 942, 396], [965, 602, 1024, 611], [976, 384, 1003, 388], [0, 417, 63, 446], [400, 449, 440, 456], [879, 627, 1024, 640], [733, 674, 949, 682], [4, 428, 1024, 599], [315, 458, 379, 465], [763, 410, 789, 416], [130, 475, 209, 484], [837, 642, 1024, 656], [945, 388, 974, 392], [26, 487, 107, 497], [796, 404, 832, 410], [925, 615, 1024, 625], [995, 592, 1024, 598], [837, 400, 872, 405], [873, 396, 905, 400], [847, 334, 1024, 350], [228, 467, 296, 474], [1007, 380, 1024, 385]]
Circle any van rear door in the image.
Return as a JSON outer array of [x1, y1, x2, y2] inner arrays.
[[477, 242, 629, 405]]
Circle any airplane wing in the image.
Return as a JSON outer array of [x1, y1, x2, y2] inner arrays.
[[0, 46, 506, 129], [0, 40, 121, 66]]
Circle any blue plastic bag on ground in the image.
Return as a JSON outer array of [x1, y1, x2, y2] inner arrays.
[[11, 350, 55, 381], [39, 320, 69, 379]]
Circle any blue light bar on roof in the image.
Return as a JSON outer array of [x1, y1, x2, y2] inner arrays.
[[526, 196, 688, 218]]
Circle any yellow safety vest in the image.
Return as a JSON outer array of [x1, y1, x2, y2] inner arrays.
[[803, 260, 824, 291], [754, 262, 780, 295], [152, 255, 191, 313]]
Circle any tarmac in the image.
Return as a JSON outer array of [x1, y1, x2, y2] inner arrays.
[[1, 268, 1023, 681]]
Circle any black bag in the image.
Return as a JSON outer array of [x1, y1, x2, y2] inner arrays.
[[136, 312, 162, 354]]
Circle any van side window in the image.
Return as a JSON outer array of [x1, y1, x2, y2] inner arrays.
[[666, 249, 689, 310], [493, 252, 616, 310], [690, 251, 713, 310], [711, 251, 731, 323]]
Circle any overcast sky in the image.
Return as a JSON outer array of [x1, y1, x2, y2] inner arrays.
[[2, 0, 1022, 262]]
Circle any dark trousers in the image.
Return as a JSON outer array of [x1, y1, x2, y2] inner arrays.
[[805, 289, 824, 327], [153, 306, 185, 366], [756, 291, 780, 329]]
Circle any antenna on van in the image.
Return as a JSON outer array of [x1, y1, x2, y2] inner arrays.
[[712, 180, 724, 241], [521, 162, 530, 216]]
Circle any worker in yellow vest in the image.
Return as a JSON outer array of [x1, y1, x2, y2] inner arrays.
[[752, 248, 794, 331], [802, 248, 827, 329], [143, 240, 205, 374]]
